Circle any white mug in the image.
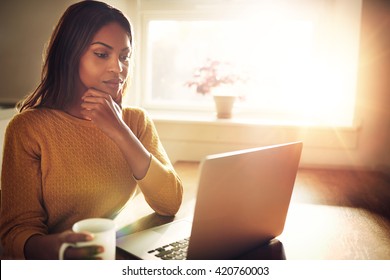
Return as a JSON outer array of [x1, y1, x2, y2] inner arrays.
[[59, 218, 116, 260]]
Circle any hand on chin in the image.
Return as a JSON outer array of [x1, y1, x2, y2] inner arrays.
[[90, 86, 122, 106]]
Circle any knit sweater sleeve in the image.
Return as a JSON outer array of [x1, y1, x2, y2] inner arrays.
[[0, 113, 48, 259], [123, 108, 183, 216]]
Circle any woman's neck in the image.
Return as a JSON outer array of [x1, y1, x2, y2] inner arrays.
[[63, 96, 85, 120], [64, 82, 87, 119]]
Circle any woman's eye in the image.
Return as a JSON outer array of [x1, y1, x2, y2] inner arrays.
[[120, 55, 130, 62], [94, 52, 108, 59]]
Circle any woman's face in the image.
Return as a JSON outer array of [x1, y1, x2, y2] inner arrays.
[[78, 22, 131, 102]]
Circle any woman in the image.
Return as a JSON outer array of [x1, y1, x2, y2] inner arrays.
[[0, 1, 183, 259]]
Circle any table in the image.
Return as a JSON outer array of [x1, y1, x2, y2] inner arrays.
[[115, 161, 390, 260]]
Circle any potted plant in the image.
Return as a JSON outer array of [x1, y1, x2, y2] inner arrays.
[[185, 58, 247, 118]]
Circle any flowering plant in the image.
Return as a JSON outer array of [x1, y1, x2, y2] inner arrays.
[[185, 59, 247, 95]]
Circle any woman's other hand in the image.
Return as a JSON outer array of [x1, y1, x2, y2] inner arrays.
[[25, 231, 104, 260]]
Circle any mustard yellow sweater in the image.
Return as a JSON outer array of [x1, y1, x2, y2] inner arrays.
[[0, 107, 183, 259]]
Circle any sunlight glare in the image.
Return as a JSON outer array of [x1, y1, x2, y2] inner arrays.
[[145, 0, 361, 126]]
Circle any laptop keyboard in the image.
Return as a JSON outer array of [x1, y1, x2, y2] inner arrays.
[[147, 237, 190, 260]]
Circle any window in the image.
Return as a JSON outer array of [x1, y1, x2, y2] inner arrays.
[[135, 0, 362, 127]]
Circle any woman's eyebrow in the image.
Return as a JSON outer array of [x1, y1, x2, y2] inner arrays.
[[91, 41, 113, 49], [91, 41, 131, 51]]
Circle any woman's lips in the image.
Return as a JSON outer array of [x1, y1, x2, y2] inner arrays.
[[103, 79, 123, 91]]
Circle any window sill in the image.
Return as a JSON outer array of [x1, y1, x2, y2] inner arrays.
[[149, 110, 362, 166], [150, 110, 361, 152], [149, 110, 361, 131]]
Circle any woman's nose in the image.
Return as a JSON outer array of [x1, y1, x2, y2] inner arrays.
[[109, 58, 123, 73]]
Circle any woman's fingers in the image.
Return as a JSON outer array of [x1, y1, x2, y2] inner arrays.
[[82, 87, 120, 103], [82, 90, 110, 105], [59, 231, 104, 260], [64, 245, 104, 260], [62, 231, 94, 243], [79, 87, 125, 139], [80, 89, 112, 121]]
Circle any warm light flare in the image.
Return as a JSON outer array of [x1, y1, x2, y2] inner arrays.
[[145, 0, 362, 127]]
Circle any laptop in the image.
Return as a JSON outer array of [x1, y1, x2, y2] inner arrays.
[[116, 141, 303, 260]]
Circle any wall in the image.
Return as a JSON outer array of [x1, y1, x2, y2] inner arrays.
[[0, 0, 389, 174], [152, 116, 362, 168], [0, 0, 79, 104], [355, 0, 390, 173], [152, 0, 390, 173], [0, 0, 137, 104]]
